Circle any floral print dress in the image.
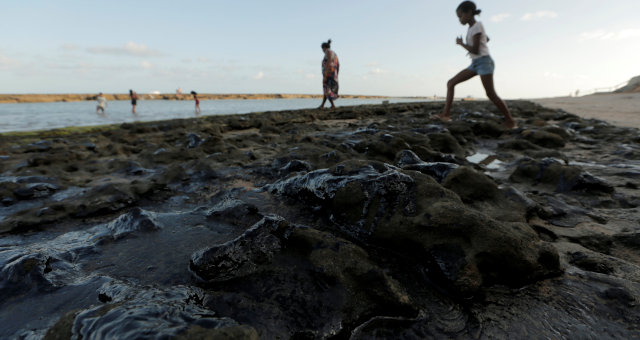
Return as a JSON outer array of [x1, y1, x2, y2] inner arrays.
[[322, 50, 340, 100]]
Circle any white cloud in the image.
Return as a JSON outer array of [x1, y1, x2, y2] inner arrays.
[[580, 28, 640, 41], [0, 54, 15, 65], [365, 62, 388, 75], [543, 71, 565, 79], [369, 68, 387, 75], [521, 11, 558, 21], [0, 53, 18, 69], [579, 30, 614, 41], [253, 71, 264, 80], [87, 42, 164, 57], [61, 44, 81, 51], [491, 13, 511, 22], [296, 69, 317, 80], [141, 61, 154, 69], [617, 29, 640, 40]]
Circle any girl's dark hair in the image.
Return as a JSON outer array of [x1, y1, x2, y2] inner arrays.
[[321, 39, 332, 49], [457, 1, 481, 15]]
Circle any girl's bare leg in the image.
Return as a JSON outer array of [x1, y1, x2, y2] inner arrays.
[[480, 74, 517, 129], [435, 69, 477, 120]]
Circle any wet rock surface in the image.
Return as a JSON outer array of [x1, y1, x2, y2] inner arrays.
[[1, 100, 640, 338]]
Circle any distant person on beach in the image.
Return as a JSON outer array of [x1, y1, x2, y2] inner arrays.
[[434, 1, 517, 129], [191, 91, 200, 114], [96, 93, 107, 114], [129, 89, 138, 114], [318, 39, 340, 110]]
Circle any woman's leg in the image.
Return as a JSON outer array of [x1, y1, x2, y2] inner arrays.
[[318, 96, 327, 109], [436, 69, 477, 120], [328, 98, 335, 109], [480, 74, 517, 128]]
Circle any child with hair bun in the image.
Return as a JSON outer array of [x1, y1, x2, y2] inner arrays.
[[435, 1, 517, 129]]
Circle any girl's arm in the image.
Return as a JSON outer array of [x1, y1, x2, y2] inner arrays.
[[457, 33, 481, 55]]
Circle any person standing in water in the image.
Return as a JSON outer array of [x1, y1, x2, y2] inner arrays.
[[434, 1, 517, 129], [191, 91, 201, 114], [318, 39, 339, 110], [96, 92, 107, 114], [129, 89, 138, 114]]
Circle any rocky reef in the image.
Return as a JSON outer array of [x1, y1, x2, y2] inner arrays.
[[1, 100, 639, 338]]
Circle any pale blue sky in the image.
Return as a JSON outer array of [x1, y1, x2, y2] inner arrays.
[[1, 0, 638, 98]]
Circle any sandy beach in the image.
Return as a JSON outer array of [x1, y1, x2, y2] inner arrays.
[[530, 92, 640, 128]]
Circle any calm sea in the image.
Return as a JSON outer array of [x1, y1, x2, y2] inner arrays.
[[0, 98, 428, 133]]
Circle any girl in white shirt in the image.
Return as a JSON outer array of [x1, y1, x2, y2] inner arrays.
[[435, 1, 517, 129], [96, 93, 107, 114]]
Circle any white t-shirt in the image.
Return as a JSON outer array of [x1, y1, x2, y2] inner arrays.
[[466, 21, 490, 59], [97, 96, 107, 108]]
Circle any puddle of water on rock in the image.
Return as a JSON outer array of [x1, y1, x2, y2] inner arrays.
[[81, 211, 241, 286], [0, 200, 43, 223], [50, 186, 86, 201], [466, 152, 504, 170], [0, 276, 110, 339], [568, 161, 608, 169], [0, 207, 243, 338], [611, 162, 640, 170]]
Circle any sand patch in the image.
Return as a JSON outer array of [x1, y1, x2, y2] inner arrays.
[[530, 93, 640, 128]]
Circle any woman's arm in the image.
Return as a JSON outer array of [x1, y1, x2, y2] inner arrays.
[[327, 52, 337, 73], [323, 52, 336, 79]]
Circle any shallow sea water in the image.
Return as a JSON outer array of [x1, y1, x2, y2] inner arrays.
[[0, 98, 426, 133]]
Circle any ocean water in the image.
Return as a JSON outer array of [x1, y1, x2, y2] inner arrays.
[[0, 98, 427, 133]]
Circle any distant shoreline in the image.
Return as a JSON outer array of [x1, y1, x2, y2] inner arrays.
[[0, 93, 432, 104]]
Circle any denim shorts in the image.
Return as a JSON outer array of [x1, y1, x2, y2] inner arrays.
[[467, 55, 495, 75]]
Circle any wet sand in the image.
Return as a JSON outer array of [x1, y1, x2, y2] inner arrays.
[[530, 92, 640, 128]]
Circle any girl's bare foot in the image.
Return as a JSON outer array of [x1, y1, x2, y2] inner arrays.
[[504, 119, 518, 129], [432, 113, 451, 122]]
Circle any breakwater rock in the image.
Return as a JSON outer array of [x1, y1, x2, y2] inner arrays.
[[1, 100, 639, 338]]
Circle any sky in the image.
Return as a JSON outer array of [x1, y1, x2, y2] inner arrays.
[[1, 0, 639, 99]]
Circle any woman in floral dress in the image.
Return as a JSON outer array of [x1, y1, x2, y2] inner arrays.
[[319, 39, 339, 109]]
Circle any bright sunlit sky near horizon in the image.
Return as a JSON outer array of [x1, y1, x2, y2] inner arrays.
[[1, 0, 639, 99]]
